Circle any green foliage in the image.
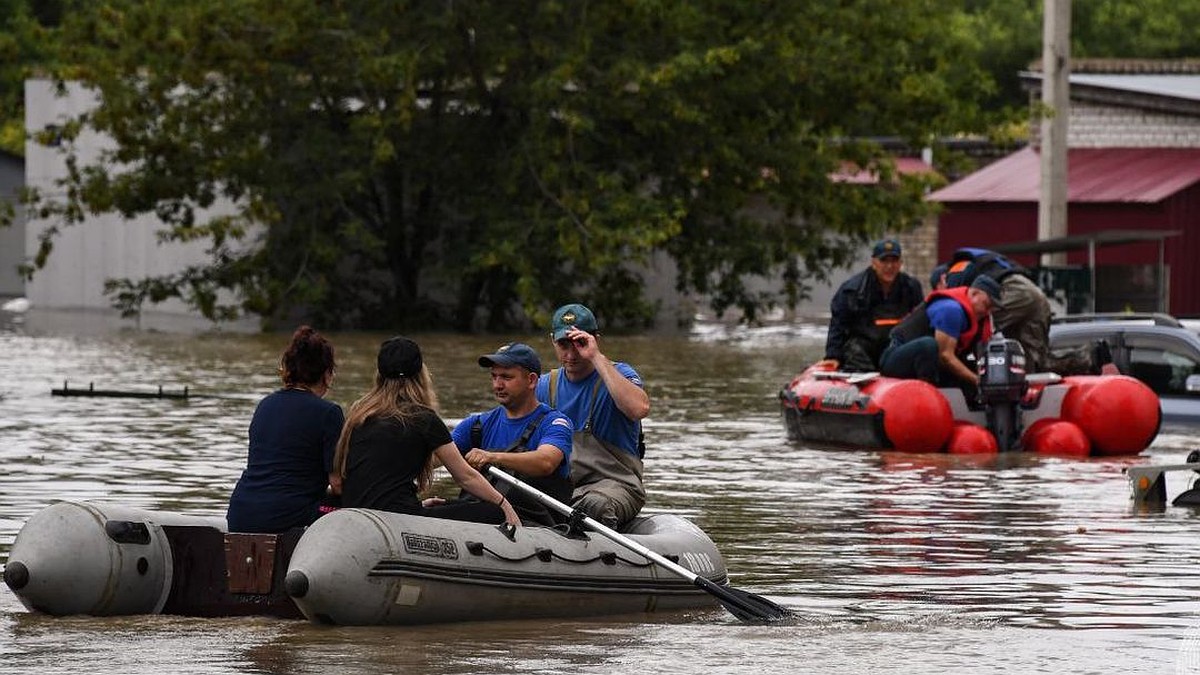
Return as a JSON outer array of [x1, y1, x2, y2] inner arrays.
[[28, 0, 1199, 329], [1073, 0, 1200, 58], [26, 0, 996, 328], [0, 2, 38, 155]]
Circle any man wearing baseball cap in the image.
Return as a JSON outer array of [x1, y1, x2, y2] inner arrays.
[[881, 274, 1001, 389], [819, 238, 924, 373], [934, 247, 1105, 374], [426, 342, 574, 526], [538, 302, 649, 528]]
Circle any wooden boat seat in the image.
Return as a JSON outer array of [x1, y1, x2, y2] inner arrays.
[[224, 532, 280, 595]]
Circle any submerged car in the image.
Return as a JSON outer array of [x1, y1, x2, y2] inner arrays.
[[1049, 313, 1200, 427]]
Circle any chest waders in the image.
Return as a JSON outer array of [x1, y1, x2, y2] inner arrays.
[[467, 410, 570, 526], [549, 369, 646, 528]]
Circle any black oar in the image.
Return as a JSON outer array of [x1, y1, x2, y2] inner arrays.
[[487, 466, 793, 623]]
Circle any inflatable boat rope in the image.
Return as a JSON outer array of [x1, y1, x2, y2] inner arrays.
[[488, 467, 794, 623], [462, 540, 653, 566]]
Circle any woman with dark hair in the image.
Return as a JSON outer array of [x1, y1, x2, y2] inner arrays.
[[332, 336, 521, 528], [226, 325, 344, 533]]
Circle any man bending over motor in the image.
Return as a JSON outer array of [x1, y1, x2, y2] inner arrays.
[[879, 275, 1002, 391]]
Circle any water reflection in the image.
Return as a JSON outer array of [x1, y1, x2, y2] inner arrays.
[[1, 311, 1199, 674]]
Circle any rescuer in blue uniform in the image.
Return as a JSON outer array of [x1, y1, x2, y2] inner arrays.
[[433, 342, 574, 526], [880, 275, 1002, 388]]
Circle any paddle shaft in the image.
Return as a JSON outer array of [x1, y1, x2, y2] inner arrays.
[[488, 467, 793, 622], [487, 467, 700, 583]]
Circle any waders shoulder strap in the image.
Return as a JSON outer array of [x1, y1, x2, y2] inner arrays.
[[469, 414, 483, 450], [508, 410, 550, 452]]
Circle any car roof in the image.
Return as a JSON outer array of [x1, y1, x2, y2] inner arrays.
[[1049, 314, 1200, 345], [1050, 312, 1183, 327]]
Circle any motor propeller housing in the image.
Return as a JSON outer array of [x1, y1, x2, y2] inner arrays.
[[977, 334, 1029, 450]]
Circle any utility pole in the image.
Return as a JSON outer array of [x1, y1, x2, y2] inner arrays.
[[1038, 0, 1070, 266]]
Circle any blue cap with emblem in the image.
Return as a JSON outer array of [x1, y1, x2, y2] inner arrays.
[[872, 238, 902, 259], [478, 342, 542, 373], [550, 303, 599, 341]]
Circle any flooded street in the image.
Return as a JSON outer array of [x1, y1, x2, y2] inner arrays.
[[1, 310, 1198, 674]]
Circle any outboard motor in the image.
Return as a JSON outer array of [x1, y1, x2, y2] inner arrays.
[[977, 334, 1029, 451]]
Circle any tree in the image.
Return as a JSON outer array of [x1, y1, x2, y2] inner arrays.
[[0, 0, 65, 156], [1072, 0, 1200, 58], [27, 0, 997, 329]]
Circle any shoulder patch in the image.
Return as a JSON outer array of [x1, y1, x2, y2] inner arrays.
[[551, 417, 572, 428]]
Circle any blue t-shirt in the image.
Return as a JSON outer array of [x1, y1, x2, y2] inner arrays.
[[226, 389, 345, 533], [451, 403, 573, 479], [926, 296, 970, 340], [535, 364, 644, 457]]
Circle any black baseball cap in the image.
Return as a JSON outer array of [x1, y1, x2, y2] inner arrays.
[[378, 336, 423, 379]]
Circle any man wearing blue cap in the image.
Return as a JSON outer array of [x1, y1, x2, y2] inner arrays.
[[538, 303, 650, 528], [427, 342, 573, 526], [881, 275, 1001, 387], [818, 238, 924, 372]]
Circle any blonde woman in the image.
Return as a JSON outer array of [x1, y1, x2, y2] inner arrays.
[[331, 336, 520, 528]]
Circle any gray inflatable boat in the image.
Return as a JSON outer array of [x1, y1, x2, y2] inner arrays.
[[284, 507, 726, 625], [2, 500, 303, 618], [3, 501, 727, 624]]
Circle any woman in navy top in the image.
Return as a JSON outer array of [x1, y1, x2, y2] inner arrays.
[[226, 325, 344, 533]]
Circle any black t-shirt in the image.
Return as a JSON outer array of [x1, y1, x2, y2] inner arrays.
[[340, 408, 452, 514]]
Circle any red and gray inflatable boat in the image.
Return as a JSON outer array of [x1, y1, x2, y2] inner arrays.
[[778, 336, 1160, 456]]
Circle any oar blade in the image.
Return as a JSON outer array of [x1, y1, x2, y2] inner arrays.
[[694, 576, 793, 623]]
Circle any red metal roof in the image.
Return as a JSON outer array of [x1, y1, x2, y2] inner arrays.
[[928, 146, 1200, 203]]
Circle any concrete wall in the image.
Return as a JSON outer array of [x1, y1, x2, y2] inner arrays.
[[0, 151, 23, 297], [24, 79, 244, 315]]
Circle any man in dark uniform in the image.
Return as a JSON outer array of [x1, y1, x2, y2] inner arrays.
[[818, 238, 924, 372]]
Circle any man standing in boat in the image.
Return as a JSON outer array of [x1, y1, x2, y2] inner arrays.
[[879, 275, 1002, 390], [538, 303, 649, 528], [435, 343, 574, 526], [818, 238, 924, 373]]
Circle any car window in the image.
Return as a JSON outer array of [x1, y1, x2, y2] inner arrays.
[[1049, 330, 1115, 350], [1128, 343, 1200, 396]]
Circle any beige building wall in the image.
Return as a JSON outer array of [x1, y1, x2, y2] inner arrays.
[[24, 79, 250, 316]]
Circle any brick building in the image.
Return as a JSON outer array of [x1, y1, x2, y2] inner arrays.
[[929, 60, 1200, 316]]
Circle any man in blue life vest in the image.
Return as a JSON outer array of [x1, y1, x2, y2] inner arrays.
[[537, 303, 649, 528], [880, 275, 1002, 388], [427, 342, 574, 526], [818, 238, 924, 373], [934, 247, 1099, 374]]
